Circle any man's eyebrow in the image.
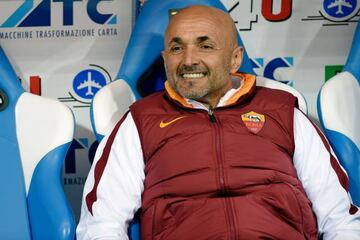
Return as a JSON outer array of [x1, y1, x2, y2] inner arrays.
[[168, 36, 212, 45], [168, 37, 183, 45], [196, 36, 210, 43]]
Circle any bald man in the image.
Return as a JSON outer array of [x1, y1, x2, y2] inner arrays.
[[162, 6, 242, 109], [77, 6, 360, 240]]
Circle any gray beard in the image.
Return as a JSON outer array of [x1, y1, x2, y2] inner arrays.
[[175, 80, 210, 101]]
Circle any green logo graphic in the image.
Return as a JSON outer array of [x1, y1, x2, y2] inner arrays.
[[325, 65, 344, 82]]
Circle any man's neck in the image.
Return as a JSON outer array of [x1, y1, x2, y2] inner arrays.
[[194, 75, 244, 109]]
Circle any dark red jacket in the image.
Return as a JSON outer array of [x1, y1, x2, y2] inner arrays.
[[130, 74, 318, 240]]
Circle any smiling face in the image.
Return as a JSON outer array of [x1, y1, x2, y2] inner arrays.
[[162, 6, 243, 108]]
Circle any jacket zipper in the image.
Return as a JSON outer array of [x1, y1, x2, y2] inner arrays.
[[208, 108, 237, 240], [208, 108, 225, 192]]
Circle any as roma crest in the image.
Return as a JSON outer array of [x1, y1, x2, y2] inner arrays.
[[241, 111, 265, 134]]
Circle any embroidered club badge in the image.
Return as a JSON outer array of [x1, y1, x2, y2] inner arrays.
[[241, 111, 265, 134]]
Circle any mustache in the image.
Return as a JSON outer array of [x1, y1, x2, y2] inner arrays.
[[177, 65, 207, 74]]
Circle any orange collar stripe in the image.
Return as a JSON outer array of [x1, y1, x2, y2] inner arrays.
[[165, 81, 193, 108], [225, 73, 256, 106]]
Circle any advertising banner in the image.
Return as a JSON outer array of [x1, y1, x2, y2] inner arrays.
[[0, 0, 134, 221]]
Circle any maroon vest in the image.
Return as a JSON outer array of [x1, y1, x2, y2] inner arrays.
[[130, 83, 317, 240]]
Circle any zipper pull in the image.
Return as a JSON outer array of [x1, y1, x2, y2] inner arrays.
[[208, 107, 217, 123]]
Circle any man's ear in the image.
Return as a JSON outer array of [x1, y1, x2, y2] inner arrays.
[[230, 47, 243, 73], [161, 51, 167, 69]]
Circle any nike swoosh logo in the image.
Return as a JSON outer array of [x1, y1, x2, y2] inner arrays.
[[160, 116, 186, 128]]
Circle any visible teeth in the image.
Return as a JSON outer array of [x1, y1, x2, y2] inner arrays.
[[182, 73, 205, 78]]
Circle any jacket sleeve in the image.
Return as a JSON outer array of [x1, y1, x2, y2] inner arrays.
[[77, 112, 145, 240], [293, 108, 360, 239]]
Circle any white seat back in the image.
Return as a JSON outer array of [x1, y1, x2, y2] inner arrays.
[[91, 80, 135, 139]]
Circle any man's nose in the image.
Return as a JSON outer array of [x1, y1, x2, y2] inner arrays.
[[182, 47, 200, 66]]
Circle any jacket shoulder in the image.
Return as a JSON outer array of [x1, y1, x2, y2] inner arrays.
[[130, 92, 164, 111], [255, 86, 297, 109]]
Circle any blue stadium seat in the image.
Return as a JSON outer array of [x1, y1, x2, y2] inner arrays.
[[0, 46, 76, 239], [90, 1, 307, 239], [317, 22, 360, 205]]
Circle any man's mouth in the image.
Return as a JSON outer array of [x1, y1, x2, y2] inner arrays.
[[180, 72, 207, 79]]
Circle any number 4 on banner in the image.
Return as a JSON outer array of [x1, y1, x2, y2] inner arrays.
[[29, 75, 41, 95]]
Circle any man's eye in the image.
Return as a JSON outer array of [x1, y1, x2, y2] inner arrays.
[[170, 46, 182, 53], [200, 44, 213, 50]]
